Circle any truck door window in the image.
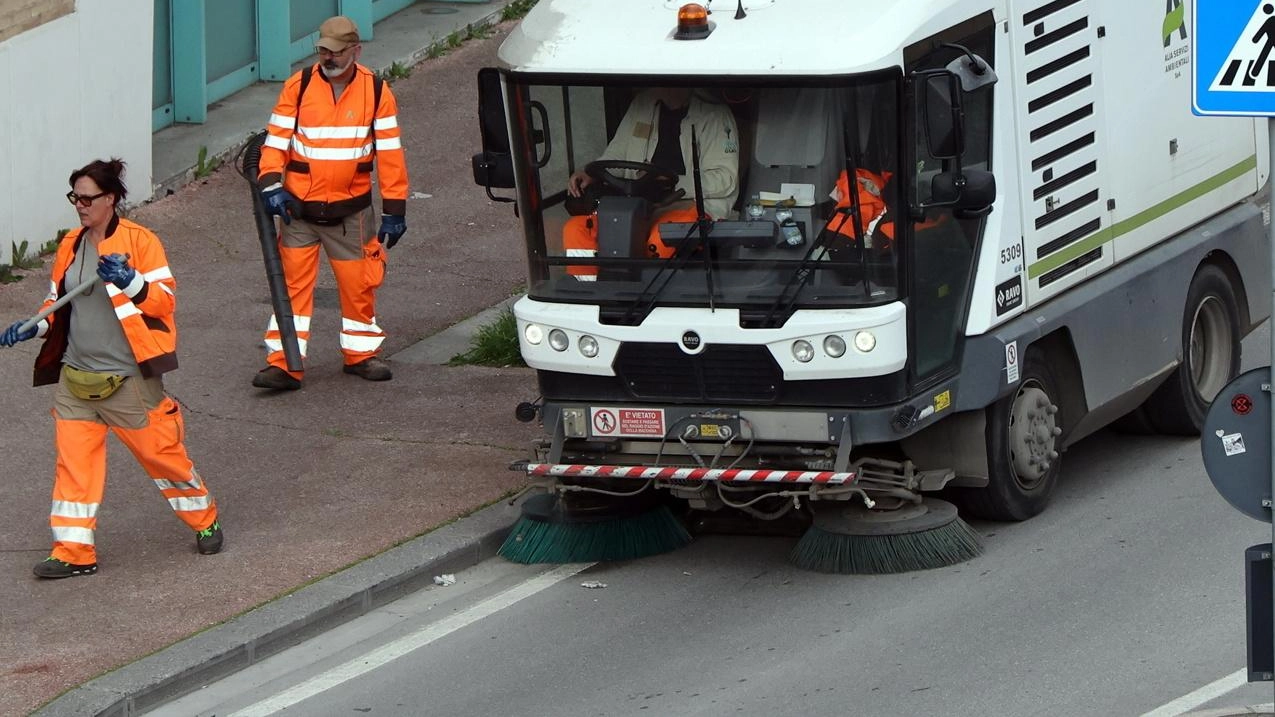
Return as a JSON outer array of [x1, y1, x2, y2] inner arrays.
[[906, 20, 996, 380]]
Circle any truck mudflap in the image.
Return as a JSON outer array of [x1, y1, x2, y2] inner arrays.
[[516, 461, 858, 485]]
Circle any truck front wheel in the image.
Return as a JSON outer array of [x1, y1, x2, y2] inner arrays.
[[960, 352, 1063, 521]]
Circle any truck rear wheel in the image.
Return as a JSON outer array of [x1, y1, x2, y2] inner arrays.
[[1144, 265, 1240, 436], [959, 351, 1063, 521]]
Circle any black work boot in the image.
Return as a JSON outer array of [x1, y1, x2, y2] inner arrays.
[[343, 356, 392, 381], [252, 366, 301, 390], [33, 557, 98, 579], [196, 521, 224, 555]]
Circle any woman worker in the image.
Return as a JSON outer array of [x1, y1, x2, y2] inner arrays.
[[0, 158, 223, 579]]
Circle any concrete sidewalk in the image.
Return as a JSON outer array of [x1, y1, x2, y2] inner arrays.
[[1, 3, 536, 715]]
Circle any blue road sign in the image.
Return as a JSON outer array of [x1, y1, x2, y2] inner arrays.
[[1194, 0, 1275, 115]]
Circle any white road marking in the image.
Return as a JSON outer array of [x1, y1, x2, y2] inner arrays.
[[1140, 668, 1248, 717], [227, 563, 594, 717]]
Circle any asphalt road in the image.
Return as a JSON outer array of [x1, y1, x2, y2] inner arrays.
[[146, 323, 1275, 717]]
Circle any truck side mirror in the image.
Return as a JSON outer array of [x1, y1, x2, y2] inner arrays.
[[473, 67, 516, 201], [931, 169, 996, 217], [922, 71, 964, 160]]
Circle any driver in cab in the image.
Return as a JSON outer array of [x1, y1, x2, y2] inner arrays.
[[563, 87, 739, 280]]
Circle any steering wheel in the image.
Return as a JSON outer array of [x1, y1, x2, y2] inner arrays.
[[585, 160, 679, 202]]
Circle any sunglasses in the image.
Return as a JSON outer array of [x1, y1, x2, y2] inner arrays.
[[66, 191, 109, 207], [316, 45, 356, 58]]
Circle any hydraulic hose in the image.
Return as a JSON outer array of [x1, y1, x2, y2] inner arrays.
[[239, 132, 303, 371]]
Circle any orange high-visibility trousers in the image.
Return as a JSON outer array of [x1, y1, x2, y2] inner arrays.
[[264, 208, 386, 377], [50, 396, 216, 565], [564, 206, 702, 278]]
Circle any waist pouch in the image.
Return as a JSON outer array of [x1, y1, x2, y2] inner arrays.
[[62, 365, 127, 400]]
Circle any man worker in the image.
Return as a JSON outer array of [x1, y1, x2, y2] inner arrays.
[[564, 87, 739, 279], [253, 15, 409, 390]]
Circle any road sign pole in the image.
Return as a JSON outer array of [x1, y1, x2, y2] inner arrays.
[[1269, 116, 1275, 705]]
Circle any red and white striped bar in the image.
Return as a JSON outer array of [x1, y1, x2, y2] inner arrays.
[[523, 463, 857, 485]]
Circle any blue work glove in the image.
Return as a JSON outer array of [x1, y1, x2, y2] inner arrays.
[[0, 320, 36, 347], [261, 184, 301, 225], [378, 214, 406, 250], [97, 253, 136, 289]]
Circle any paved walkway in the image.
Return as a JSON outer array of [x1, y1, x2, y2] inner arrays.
[[1, 3, 535, 715]]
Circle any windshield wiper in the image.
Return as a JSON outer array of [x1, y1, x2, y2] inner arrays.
[[762, 110, 869, 327]]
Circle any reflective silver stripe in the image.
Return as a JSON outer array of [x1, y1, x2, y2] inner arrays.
[[288, 138, 373, 161], [298, 125, 371, 140], [340, 333, 385, 352], [265, 337, 309, 355], [374, 137, 402, 151], [169, 495, 212, 512], [46, 279, 58, 301], [51, 526, 95, 545], [263, 134, 291, 150], [573, 275, 598, 282], [114, 301, 142, 320], [268, 314, 312, 332], [341, 317, 381, 333], [268, 113, 294, 129], [157, 283, 174, 296], [373, 115, 399, 130], [153, 477, 203, 492], [565, 249, 597, 258], [121, 271, 146, 298], [144, 267, 173, 282], [51, 500, 99, 519]]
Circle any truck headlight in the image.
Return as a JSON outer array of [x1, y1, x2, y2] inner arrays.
[[579, 335, 599, 358], [523, 323, 544, 345], [792, 339, 814, 363], [548, 329, 569, 352], [823, 335, 847, 358], [854, 331, 877, 353]]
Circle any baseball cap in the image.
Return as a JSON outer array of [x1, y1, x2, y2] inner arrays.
[[316, 16, 360, 52]]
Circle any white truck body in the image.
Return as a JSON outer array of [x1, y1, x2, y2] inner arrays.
[[474, 0, 1271, 520]]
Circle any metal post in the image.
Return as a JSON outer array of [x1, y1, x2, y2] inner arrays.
[[1268, 117, 1275, 704]]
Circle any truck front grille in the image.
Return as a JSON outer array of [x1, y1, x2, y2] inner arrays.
[[614, 343, 781, 403]]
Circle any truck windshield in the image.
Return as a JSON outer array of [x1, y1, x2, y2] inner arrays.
[[505, 76, 903, 324]]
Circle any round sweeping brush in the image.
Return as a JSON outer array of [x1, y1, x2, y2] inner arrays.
[[789, 498, 982, 574], [499, 491, 692, 564]]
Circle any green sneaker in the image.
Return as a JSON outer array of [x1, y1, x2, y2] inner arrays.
[[33, 557, 97, 579], [196, 521, 224, 555]]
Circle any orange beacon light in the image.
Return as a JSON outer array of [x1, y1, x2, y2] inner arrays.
[[674, 3, 714, 40]]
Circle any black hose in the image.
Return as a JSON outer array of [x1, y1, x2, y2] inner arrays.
[[241, 131, 304, 372]]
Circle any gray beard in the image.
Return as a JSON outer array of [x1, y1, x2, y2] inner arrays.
[[320, 60, 353, 78]]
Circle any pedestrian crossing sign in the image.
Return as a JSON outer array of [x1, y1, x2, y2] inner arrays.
[[1194, 0, 1275, 115]]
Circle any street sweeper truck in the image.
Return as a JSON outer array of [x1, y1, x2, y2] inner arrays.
[[471, 0, 1272, 573]]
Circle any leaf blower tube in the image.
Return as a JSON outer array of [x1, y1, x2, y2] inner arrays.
[[239, 131, 303, 372]]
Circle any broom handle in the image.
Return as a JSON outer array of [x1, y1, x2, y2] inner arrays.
[[18, 277, 98, 334]]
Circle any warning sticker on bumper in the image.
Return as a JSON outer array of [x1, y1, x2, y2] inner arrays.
[[590, 407, 666, 437]]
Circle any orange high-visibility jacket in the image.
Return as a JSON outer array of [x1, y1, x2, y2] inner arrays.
[[33, 216, 179, 386], [259, 64, 409, 219], [828, 168, 894, 244]]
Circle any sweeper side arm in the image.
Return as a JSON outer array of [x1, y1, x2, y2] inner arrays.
[[238, 131, 303, 372]]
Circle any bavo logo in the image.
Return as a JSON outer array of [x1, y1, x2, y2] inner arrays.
[[995, 276, 1023, 316], [1164, 0, 1190, 77], [680, 330, 702, 353]]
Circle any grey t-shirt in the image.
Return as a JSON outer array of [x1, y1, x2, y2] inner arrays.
[[62, 241, 139, 377]]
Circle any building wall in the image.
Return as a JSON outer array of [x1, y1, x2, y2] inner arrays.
[[0, 0, 152, 265]]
